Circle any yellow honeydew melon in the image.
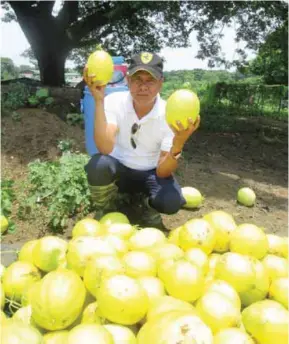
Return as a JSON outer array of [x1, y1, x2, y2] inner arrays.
[[128, 227, 166, 251], [181, 186, 204, 208], [31, 269, 86, 331], [269, 277, 288, 309], [229, 223, 269, 259], [97, 274, 149, 325], [33, 236, 67, 272], [21, 281, 41, 307], [167, 226, 182, 246], [13, 305, 36, 327], [158, 258, 204, 302], [99, 212, 130, 227], [18, 240, 39, 264], [43, 330, 69, 344], [137, 310, 213, 344], [242, 299, 289, 344], [196, 291, 241, 334], [123, 251, 157, 278], [213, 328, 255, 344], [267, 234, 288, 258], [203, 210, 237, 253], [185, 248, 209, 275], [137, 276, 166, 303], [3, 261, 41, 302], [237, 187, 256, 207], [262, 254, 288, 282], [239, 257, 270, 307], [205, 253, 222, 283], [146, 295, 197, 322], [104, 324, 137, 344], [72, 218, 104, 237], [81, 302, 105, 324], [203, 279, 241, 310], [214, 252, 255, 294], [0, 282, 5, 310], [0, 264, 6, 281], [0, 215, 9, 234], [179, 218, 216, 254], [1, 318, 43, 344], [86, 48, 114, 86], [149, 243, 184, 264], [83, 255, 124, 298], [100, 234, 129, 257], [105, 223, 136, 240], [66, 236, 117, 277], [165, 89, 200, 130], [67, 323, 113, 344]]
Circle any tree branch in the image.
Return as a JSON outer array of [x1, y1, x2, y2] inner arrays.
[[68, 3, 140, 44], [68, 10, 110, 42], [38, 1, 55, 16], [8, 1, 38, 17], [57, 1, 79, 28], [75, 26, 114, 48]]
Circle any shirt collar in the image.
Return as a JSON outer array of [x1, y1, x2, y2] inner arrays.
[[126, 92, 161, 122]]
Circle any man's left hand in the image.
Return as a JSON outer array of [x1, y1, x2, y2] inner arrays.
[[170, 115, 201, 151]]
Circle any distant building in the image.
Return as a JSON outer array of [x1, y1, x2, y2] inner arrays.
[[18, 69, 82, 86], [19, 69, 40, 80], [65, 72, 82, 87], [19, 69, 35, 78]]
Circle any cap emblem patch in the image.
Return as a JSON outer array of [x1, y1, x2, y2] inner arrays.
[[140, 52, 153, 64]]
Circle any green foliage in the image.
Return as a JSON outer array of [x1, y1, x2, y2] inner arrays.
[[3, 1, 287, 86], [240, 22, 288, 85], [1, 84, 54, 112], [57, 139, 75, 153], [201, 83, 288, 132], [1, 82, 31, 112], [1, 180, 15, 217], [66, 113, 84, 126], [18, 152, 91, 232], [35, 88, 49, 98], [1, 57, 19, 80], [28, 88, 54, 107], [11, 111, 21, 121], [27, 95, 39, 106], [161, 69, 241, 100], [1, 179, 16, 233], [162, 70, 287, 132]]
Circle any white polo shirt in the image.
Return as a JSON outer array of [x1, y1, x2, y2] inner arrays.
[[104, 91, 174, 170]]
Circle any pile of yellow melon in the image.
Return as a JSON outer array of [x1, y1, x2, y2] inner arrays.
[[1, 210, 288, 343]]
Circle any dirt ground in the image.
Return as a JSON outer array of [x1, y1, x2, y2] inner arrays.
[[1, 108, 288, 246]]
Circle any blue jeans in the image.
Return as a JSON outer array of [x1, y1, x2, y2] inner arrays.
[[85, 154, 186, 215]]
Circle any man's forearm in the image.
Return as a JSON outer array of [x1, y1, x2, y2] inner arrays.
[[156, 145, 183, 178], [94, 99, 114, 154]]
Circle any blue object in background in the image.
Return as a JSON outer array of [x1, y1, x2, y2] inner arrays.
[[82, 56, 128, 156]]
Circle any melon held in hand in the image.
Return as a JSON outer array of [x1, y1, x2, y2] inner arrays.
[[86, 45, 114, 86], [166, 89, 200, 130]]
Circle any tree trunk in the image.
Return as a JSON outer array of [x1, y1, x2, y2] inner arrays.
[[8, 2, 73, 87], [36, 50, 68, 87]]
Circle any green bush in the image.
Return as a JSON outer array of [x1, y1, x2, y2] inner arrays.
[[18, 152, 91, 231], [28, 87, 54, 107], [1, 179, 16, 232], [1, 82, 31, 111]]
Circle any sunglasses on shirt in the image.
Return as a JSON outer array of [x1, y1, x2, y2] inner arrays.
[[130, 123, 141, 149]]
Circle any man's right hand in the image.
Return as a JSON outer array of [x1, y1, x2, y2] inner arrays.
[[83, 66, 106, 101]]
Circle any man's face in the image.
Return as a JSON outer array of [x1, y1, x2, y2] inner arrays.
[[127, 70, 163, 106]]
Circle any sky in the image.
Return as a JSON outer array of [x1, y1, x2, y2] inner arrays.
[[0, 1, 255, 71]]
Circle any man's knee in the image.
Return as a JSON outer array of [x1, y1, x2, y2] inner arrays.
[[151, 189, 185, 215], [85, 154, 119, 186]]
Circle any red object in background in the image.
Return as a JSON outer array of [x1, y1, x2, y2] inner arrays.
[[109, 64, 128, 86]]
